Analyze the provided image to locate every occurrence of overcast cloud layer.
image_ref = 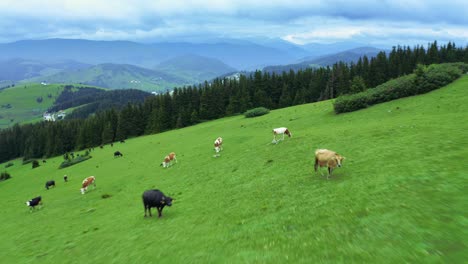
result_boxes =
[0,0,467,46]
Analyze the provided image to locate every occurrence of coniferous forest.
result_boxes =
[0,41,467,163]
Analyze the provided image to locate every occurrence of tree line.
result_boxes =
[0,41,467,163]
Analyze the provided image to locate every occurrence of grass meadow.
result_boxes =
[0,76,467,263]
[0,83,64,129]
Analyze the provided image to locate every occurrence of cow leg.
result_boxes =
[157,208,162,218]
[328,167,333,179]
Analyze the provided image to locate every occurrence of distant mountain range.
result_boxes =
[0,38,304,70]
[263,47,384,73]
[0,38,386,91]
[19,54,236,91]
[0,38,382,70]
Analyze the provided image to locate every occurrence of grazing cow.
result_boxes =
[142,189,173,218]
[120,140,126,143]
[80,176,96,194]
[64,175,68,182]
[161,152,177,168]
[272,127,292,143]
[26,196,42,211]
[114,151,123,158]
[45,180,55,190]
[214,137,223,154]
[42,159,47,163]
[314,149,345,179]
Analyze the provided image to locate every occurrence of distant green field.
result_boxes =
[22,64,189,92]
[0,76,467,263]
[0,83,64,129]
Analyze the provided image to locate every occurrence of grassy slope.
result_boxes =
[0,83,64,129]
[0,76,467,263]
[23,64,189,92]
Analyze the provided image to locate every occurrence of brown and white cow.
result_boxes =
[272,127,292,143]
[214,137,223,154]
[161,152,177,168]
[314,149,345,179]
[80,176,96,194]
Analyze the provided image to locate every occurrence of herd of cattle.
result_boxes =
[24,127,345,218]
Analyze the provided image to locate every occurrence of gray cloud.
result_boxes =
[0,0,466,45]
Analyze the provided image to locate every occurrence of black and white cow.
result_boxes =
[142,189,173,218]
[26,196,42,210]
[45,180,55,190]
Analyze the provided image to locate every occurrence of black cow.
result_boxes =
[45,180,55,190]
[26,196,42,210]
[142,189,173,218]
[64,175,68,182]
[114,151,123,158]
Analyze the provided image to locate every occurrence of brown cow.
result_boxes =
[314,149,345,179]
[80,176,96,194]
[161,152,177,168]
[214,137,223,154]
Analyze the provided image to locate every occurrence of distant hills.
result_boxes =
[0,58,91,81]
[0,38,387,91]
[0,38,303,70]
[263,47,384,73]
[21,54,237,91]
[155,54,237,84]
[22,63,188,92]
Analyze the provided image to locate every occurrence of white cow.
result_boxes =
[272,127,292,143]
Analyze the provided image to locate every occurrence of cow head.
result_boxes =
[285,129,292,137]
[161,196,173,206]
[335,154,345,167]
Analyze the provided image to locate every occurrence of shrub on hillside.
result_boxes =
[59,154,92,169]
[22,159,34,165]
[334,63,465,114]
[244,107,270,118]
[4,162,13,168]
[0,172,11,181]
[32,160,40,169]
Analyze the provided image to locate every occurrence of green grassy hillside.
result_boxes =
[22,63,192,92]
[0,83,64,129]
[1,76,467,263]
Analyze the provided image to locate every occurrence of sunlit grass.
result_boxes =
[0,76,467,263]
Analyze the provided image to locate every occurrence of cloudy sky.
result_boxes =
[0,0,467,46]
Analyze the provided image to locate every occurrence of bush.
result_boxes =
[32,160,40,169]
[244,107,270,118]
[59,155,92,169]
[22,159,34,165]
[334,63,465,114]
[4,162,13,168]
[1,172,11,181]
